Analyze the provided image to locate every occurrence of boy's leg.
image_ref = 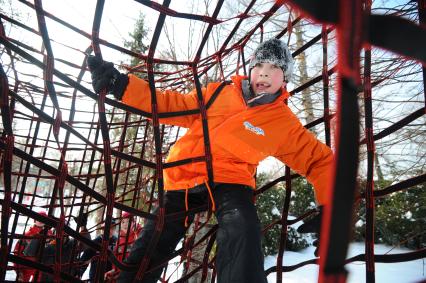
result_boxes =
[213,184,267,283]
[117,190,207,283]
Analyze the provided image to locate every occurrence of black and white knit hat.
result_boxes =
[249,38,294,82]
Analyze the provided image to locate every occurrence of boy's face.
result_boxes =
[34,220,44,228]
[250,62,286,95]
[110,225,116,235]
[121,217,130,232]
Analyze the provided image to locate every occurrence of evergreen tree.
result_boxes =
[255,173,309,256]
[107,12,153,216]
[123,12,149,78]
[289,177,317,217]
[354,176,425,249]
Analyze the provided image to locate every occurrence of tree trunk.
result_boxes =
[295,24,316,133]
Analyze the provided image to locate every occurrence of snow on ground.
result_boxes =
[7,241,425,282]
[265,243,425,283]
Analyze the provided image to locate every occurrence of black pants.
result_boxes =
[117,184,267,283]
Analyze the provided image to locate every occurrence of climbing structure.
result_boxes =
[0,0,425,282]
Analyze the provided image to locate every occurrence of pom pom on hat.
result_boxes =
[249,38,294,82]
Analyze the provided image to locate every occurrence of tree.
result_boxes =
[121,12,155,210]
[91,12,153,231]
[0,0,15,17]
[294,22,317,131]
[255,172,309,256]
[123,12,149,80]
[353,176,426,249]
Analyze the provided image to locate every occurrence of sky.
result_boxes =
[2,0,294,171]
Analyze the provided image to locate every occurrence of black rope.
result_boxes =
[0,140,156,221]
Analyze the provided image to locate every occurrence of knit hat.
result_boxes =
[122,211,132,218]
[249,38,294,82]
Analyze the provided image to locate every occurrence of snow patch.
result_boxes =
[355,219,364,227]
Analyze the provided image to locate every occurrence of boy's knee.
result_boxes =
[218,206,260,235]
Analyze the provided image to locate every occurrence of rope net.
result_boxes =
[0,0,425,282]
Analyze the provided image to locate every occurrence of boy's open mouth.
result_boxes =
[256,82,270,90]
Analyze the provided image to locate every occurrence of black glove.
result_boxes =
[86,55,129,100]
[297,206,323,257]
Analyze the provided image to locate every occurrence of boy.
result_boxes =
[13,211,51,281]
[105,212,143,280]
[80,219,118,282]
[115,212,143,262]
[87,38,333,283]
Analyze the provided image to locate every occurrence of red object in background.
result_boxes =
[13,225,43,282]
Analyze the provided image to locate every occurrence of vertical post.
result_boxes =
[418,0,426,107]
[322,26,331,147]
[276,166,292,283]
[318,0,363,282]
[0,62,14,283]
[362,1,376,282]
[90,1,116,281]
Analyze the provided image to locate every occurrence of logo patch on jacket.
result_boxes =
[243,121,265,136]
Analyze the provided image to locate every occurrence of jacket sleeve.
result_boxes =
[121,74,202,127]
[275,108,334,206]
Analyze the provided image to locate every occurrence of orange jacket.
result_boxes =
[122,75,333,205]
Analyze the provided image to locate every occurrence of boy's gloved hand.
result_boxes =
[86,55,129,100]
[297,206,323,257]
